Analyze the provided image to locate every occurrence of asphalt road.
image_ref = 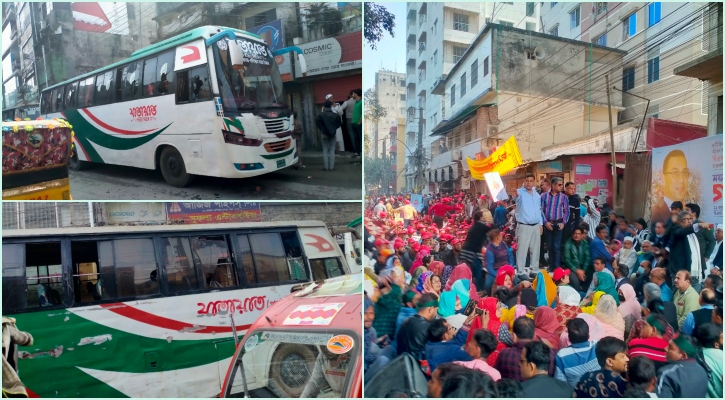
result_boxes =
[69,152,362,200]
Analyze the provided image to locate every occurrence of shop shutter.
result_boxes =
[312,74,362,104]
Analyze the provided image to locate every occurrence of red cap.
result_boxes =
[450,238,462,245]
[552,267,570,282]
[379,211,387,218]
[421,232,433,239]
[411,243,421,251]
[407,238,417,245]
[393,239,405,249]
[480,195,487,199]
[407,227,416,234]
[374,238,389,247]
[404,199,410,204]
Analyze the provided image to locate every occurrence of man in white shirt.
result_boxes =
[707,224,723,275]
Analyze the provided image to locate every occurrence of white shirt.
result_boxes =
[707,240,722,271]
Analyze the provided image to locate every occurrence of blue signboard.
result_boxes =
[410,194,423,212]
[247,19,284,52]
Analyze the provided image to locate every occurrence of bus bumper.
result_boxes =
[230,146,298,177]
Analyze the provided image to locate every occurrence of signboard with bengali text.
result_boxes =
[166,202,261,224]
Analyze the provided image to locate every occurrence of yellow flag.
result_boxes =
[466,135,524,180]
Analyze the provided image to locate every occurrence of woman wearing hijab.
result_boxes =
[450,279,476,305]
[422,274,442,297]
[532,270,557,307]
[627,313,670,370]
[409,266,427,291]
[491,265,530,308]
[534,307,561,351]
[409,246,431,273]
[617,283,640,336]
[445,263,474,291]
[428,260,445,277]
[581,291,605,314]
[627,298,676,343]
[554,286,582,335]
[593,294,625,340]
[582,198,601,239]
[466,298,508,366]
[438,291,462,318]
[589,271,620,306]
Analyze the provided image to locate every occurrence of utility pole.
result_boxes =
[612,86,651,153]
[605,75,617,209]
[416,107,424,193]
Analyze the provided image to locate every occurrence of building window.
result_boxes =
[432,18,438,35]
[622,66,635,91]
[701,81,709,115]
[549,24,559,37]
[648,2,662,27]
[471,60,478,87]
[433,50,438,66]
[551,2,558,8]
[526,2,535,17]
[623,13,637,40]
[594,33,606,46]
[526,22,536,31]
[499,20,514,27]
[594,2,607,17]
[453,13,469,32]
[453,46,467,63]
[647,55,659,84]
[570,6,581,29]
[460,73,466,97]
[451,84,456,106]
[400,94,406,101]
[483,56,489,76]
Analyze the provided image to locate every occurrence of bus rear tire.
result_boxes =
[159,147,193,187]
[69,150,88,171]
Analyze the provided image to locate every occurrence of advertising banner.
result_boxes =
[466,136,524,180]
[247,19,285,53]
[410,194,424,212]
[650,135,722,227]
[483,172,509,202]
[166,202,262,224]
[105,203,167,225]
[276,31,362,80]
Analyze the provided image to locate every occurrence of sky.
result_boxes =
[363,2,407,92]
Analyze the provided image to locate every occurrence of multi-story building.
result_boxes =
[404,2,539,190]
[540,2,711,131]
[367,69,406,158]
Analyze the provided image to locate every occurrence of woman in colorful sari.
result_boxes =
[445,264,479,301]
[415,271,433,293]
[617,283,641,337]
[587,271,620,306]
[466,297,508,366]
[580,291,605,315]
[501,287,538,328]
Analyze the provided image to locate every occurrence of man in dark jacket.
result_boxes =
[686,203,716,268]
[521,341,572,398]
[315,100,342,171]
[396,293,439,360]
[460,211,491,292]
[656,334,708,397]
[562,181,582,242]
[667,211,698,279]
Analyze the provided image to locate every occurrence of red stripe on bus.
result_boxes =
[80,109,156,135]
[100,303,251,334]
[74,137,90,161]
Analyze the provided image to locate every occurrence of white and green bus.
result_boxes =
[2,221,350,398]
[39,26,306,187]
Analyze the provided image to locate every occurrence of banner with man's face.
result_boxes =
[650,135,723,227]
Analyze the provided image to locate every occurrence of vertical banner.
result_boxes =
[483,172,509,202]
[650,135,722,227]
[166,202,262,224]
[247,19,284,52]
[410,194,423,212]
[466,136,523,180]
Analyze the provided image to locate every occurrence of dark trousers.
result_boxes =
[569,269,593,294]
[544,224,564,271]
[471,257,485,293]
[350,122,362,154]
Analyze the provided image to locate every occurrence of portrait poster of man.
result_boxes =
[650,135,723,227]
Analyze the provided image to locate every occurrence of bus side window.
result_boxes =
[81,77,94,108]
[115,67,124,103]
[41,91,51,114]
[247,233,295,284]
[94,72,106,106]
[52,87,64,113]
[121,62,141,102]
[64,82,78,110]
[191,236,238,289]
[142,57,157,98]
[156,51,174,96]
[190,66,212,102]
[102,70,114,106]
[2,244,27,312]
[176,70,190,104]
[161,237,200,294]
[98,238,159,298]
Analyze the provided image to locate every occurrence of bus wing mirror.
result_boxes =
[297,54,307,76]
[229,42,245,70]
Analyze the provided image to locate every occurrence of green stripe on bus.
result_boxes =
[12,310,237,397]
[67,109,171,151]
[260,148,294,160]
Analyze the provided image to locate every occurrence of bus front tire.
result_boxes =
[69,150,88,171]
[159,147,193,187]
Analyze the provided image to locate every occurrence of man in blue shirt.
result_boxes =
[649,267,673,302]
[590,225,613,271]
[515,173,543,274]
[554,318,599,387]
[681,288,715,335]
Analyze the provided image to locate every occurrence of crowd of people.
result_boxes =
[363,173,723,398]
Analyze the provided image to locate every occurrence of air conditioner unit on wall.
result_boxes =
[488,126,499,137]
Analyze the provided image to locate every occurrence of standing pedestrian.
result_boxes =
[322,94,344,153]
[541,177,569,272]
[562,182,581,241]
[316,100,342,171]
[515,173,543,274]
[340,90,356,155]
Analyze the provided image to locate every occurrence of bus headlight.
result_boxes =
[222,129,262,147]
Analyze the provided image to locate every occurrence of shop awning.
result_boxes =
[430,105,482,137]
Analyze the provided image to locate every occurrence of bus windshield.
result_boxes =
[213,37,286,115]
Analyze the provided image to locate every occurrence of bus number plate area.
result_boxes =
[276,159,286,168]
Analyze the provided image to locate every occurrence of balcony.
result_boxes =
[418,70,426,82]
[418,15,427,28]
[431,75,447,95]
[407,78,416,90]
[418,41,426,54]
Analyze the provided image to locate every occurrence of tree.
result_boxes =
[364,156,389,193]
[306,3,343,39]
[363,88,387,159]
[364,3,395,50]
